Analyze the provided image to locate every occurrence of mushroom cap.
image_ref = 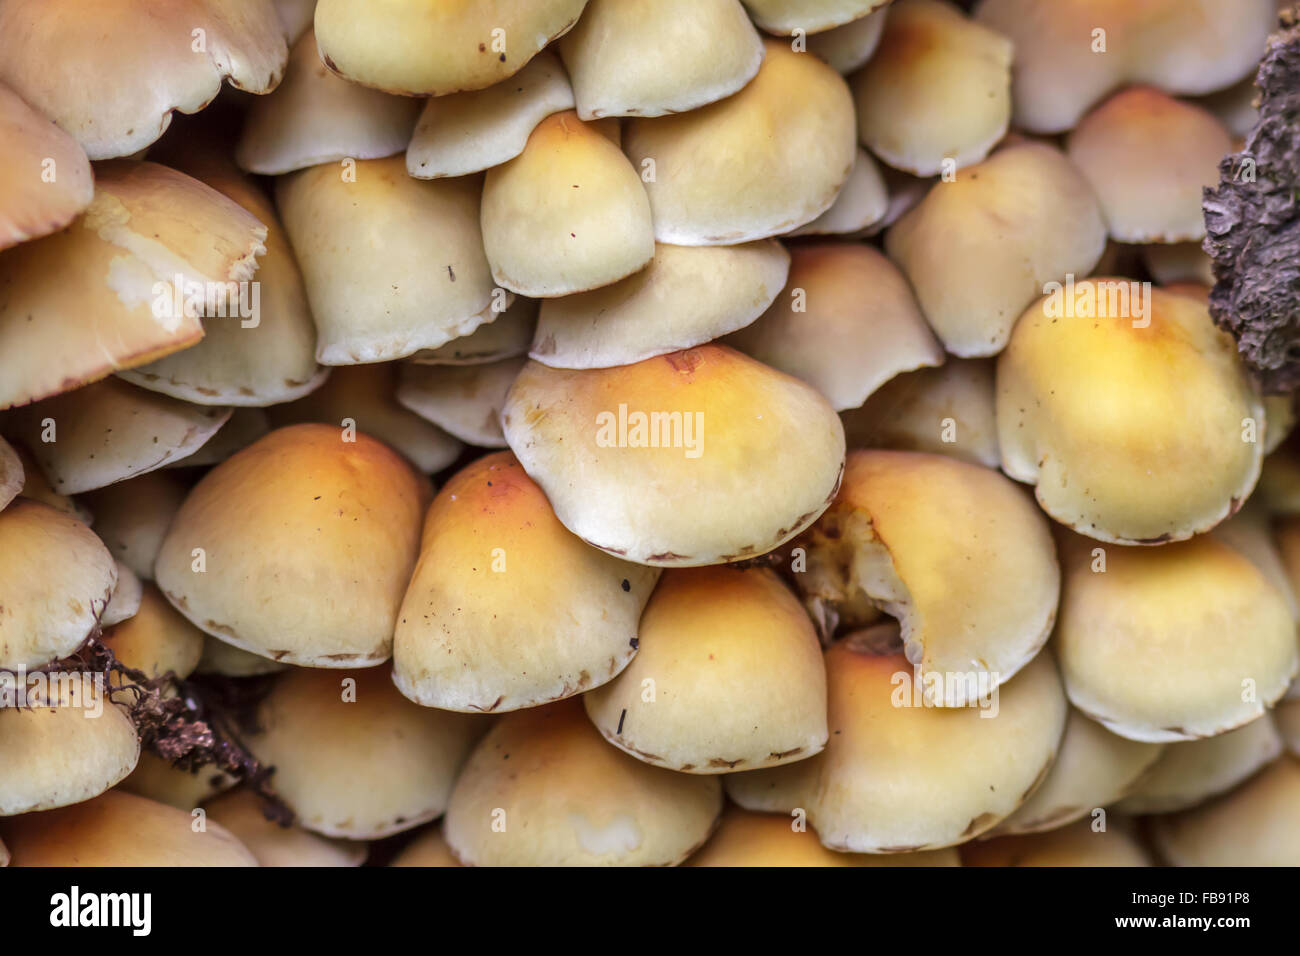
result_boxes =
[502,345,846,567]
[0,81,93,250]
[412,295,538,366]
[101,583,206,680]
[168,408,271,469]
[390,826,461,867]
[963,818,1151,867]
[6,444,89,523]
[0,680,139,815]
[245,666,484,839]
[0,435,22,511]
[725,243,944,411]
[393,451,659,712]
[100,560,143,628]
[481,111,654,297]
[237,28,420,176]
[740,0,890,34]
[405,51,574,180]
[268,363,463,474]
[0,0,288,159]
[396,357,525,449]
[623,38,856,245]
[585,566,826,772]
[851,0,1012,176]
[276,157,496,364]
[558,0,763,120]
[204,789,367,866]
[795,450,1060,699]
[688,807,960,866]
[0,790,257,866]
[313,0,589,97]
[788,147,889,236]
[1054,529,1297,742]
[80,471,190,581]
[531,241,789,370]
[1067,87,1232,243]
[195,634,288,678]
[1150,756,1300,866]
[884,142,1107,357]
[998,282,1263,544]
[154,424,430,667]
[444,698,723,866]
[10,378,230,495]
[808,6,889,74]
[0,499,116,670]
[118,751,236,810]
[1114,715,1285,815]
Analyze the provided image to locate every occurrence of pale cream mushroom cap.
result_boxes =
[724,757,820,814]
[623,39,856,244]
[585,566,826,773]
[502,345,846,566]
[1067,87,1232,243]
[154,424,430,667]
[963,818,1150,867]
[795,450,1059,699]
[412,296,537,366]
[885,142,1106,357]
[0,436,21,511]
[118,751,236,810]
[851,0,1012,176]
[394,451,659,712]
[390,826,461,867]
[558,0,763,120]
[276,157,496,364]
[0,0,288,160]
[3,442,89,524]
[741,0,890,34]
[80,471,189,580]
[314,0,589,97]
[237,28,419,175]
[245,666,484,839]
[444,698,723,866]
[998,282,1263,544]
[1054,529,1297,743]
[530,241,789,370]
[0,499,116,670]
[169,408,270,468]
[1214,504,1298,619]
[788,147,889,236]
[204,789,368,866]
[195,635,289,678]
[726,243,943,411]
[0,81,93,250]
[809,6,889,74]
[101,583,206,680]
[100,560,143,628]
[0,790,257,866]
[396,357,525,448]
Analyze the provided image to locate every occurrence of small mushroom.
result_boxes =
[100,583,206,680]
[411,296,538,366]
[100,560,143,628]
[79,471,190,581]
[787,147,889,236]
[396,357,526,449]
[204,789,368,867]
[118,753,236,810]
[808,6,889,74]
[194,635,287,678]
[168,409,271,469]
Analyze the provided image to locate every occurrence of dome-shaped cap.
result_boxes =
[101,583,206,680]
[80,471,189,581]
[204,789,366,867]
[788,147,889,236]
[396,357,525,449]
[100,560,143,628]
[963,818,1151,867]
[741,0,889,35]
[808,7,889,74]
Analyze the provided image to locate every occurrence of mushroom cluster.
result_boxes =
[1,0,1298,868]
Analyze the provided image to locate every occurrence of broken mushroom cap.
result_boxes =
[236,28,420,175]
[851,0,1012,176]
[313,0,589,96]
[276,157,497,364]
[0,0,288,159]
[406,51,574,180]
[0,435,21,511]
[884,142,1107,357]
[963,818,1151,867]
[481,111,654,297]
[997,281,1263,544]
[688,807,960,866]
[244,666,484,840]
[788,147,889,236]
[204,789,368,867]
[808,6,889,74]
[1066,87,1233,243]
[502,345,846,567]
[725,243,944,411]
[795,450,1060,700]
[0,81,93,249]
[740,0,889,34]
[558,0,763,120]
[396,357,526,449]
[154,423,430,667]
[530,241,789,370]
[389,826,461,867]
[394,451,659,712]
[1054,528,1297,743]
[444,698,723,866]
[412,296,538,366]
[100,583,206,680]
[623,38,856,244]
[79,471,189,581]
[0,499,116,670]
[0,790,257,866]
[584,566,826,773]
[100,560,143,628]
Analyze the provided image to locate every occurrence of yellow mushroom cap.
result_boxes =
[390,826,462,867]
[0,435,22,511]
[741,0,889,35]
[726,243,943,411]
[885,142,1107,357]
[796,450,1059,698]
[623,39,856,244]
[394,451,659,712]
[963,818,1151,867]
[1067,87,1232,244]
[100,560,143,628]
[851,0,1012,176]
[204,789,367,867]
[688,807,960,866]
[100,583,206,680]
[585,566,827,773]
[997,282,1263,544]
[531,241,789,370]
[444,698,723,866]
[396,357,525,449]
[0,790,257,866]
[314,0,589,97]
[0,499,116,670]
[154,424,430,667]
[502,345,846,567]
[1054,529,1297,742]
[80,471,189,581]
